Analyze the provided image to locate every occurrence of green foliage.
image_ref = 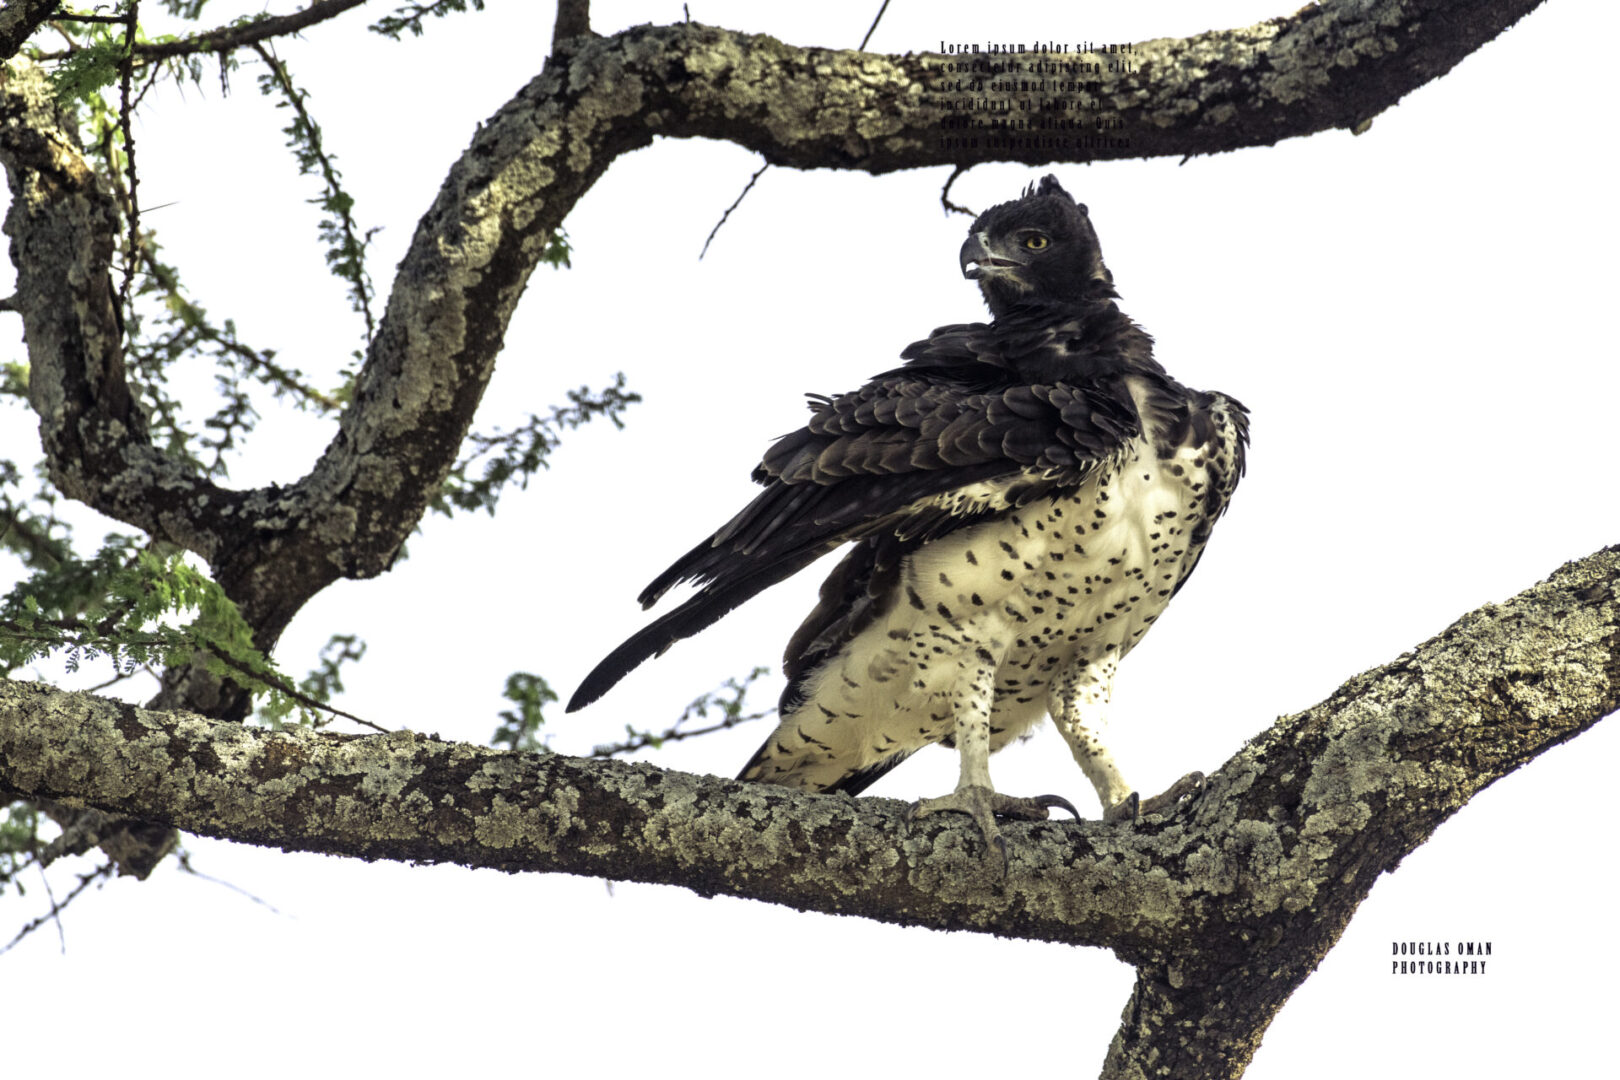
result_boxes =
[2,361,30,401]
[6,0,654,768]
[0,801,42,898]
[490,672,558,754]
[160,0,211,18]
[255,49,377,340]
[49,30,127,104]
[371,0,488,40]
[0,537,318,723]
[0,460,78,589]
[47,13,194,108]
[542,227,573,269]
[0,532,140,638]
[435,374,640,517]
[127,247,347,480]
[255,634,367,729]
[592,667,776,758]
[300,633,366,705]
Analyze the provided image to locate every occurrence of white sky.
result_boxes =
[4,2,1617,1077]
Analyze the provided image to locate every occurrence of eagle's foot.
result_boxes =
[1104,772,1205,823]
[1102,791,1140,823]
[909,786,1080,868]
[1140,771,1205,816]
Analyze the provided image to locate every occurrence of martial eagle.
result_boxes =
[568,176,1248,855]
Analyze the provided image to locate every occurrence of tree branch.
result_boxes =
[3,545,1615,1070]
[552,0,590,50]
[131,0,370,61]
[0,0,58,60]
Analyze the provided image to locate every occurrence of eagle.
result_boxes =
[568,176,1247,857]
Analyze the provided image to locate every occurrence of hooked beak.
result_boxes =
[960,232,1025,280]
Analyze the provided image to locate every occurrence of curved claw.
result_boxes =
[1105,772,1206,825]
[1103,791,1141,823]
[1032,793,1082,820]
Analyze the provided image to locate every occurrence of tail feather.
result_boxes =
[567,546,833,712]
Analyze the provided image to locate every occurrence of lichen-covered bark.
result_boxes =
[3,546,1614,1078]
[0,1,60,63]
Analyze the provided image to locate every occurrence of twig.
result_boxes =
[940,164,975,217]
[116,1,141,318]
[86,667,147,694]
[251,40,377,341]
[0,500,68,567]
[857,0,891,51]
[176,850,283,915]
[698,161,769,260]
[590,708,773,758]
[699,1,895,258]
[0,617,386,734]
[208,649,389,734]
[133,0,369,60]
[38,859,66,952]
[0,862,114,957]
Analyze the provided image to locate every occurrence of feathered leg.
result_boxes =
[1049,657,1201,821]
[910,646,1077,866]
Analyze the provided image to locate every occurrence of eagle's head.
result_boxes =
[960,175,1114,318]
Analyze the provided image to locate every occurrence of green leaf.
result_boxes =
[490,672,558,754]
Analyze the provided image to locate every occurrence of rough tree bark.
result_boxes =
[2,546,1614,1076]
[0,2,1586,1078]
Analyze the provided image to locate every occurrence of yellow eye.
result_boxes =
[1023,234,1050,250]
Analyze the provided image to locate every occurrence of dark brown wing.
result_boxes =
[566,322,1145,713]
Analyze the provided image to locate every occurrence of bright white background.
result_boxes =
[3,2,1616,1077]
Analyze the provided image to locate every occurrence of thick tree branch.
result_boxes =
[1,60,248,565]
[3,546,1615,1061]
[0,0,59,61]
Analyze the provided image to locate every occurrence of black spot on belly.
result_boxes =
[907,587,926,611]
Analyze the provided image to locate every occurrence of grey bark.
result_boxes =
[0,1,60,63]
[3,546,1615,1078]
